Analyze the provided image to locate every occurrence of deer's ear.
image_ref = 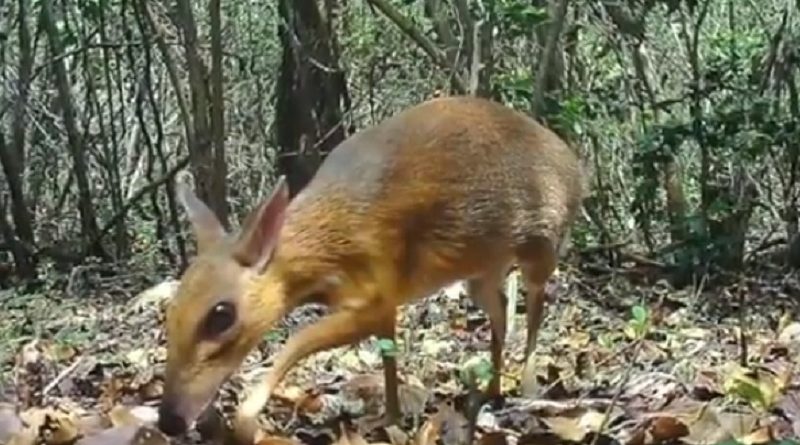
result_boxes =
[176,181,226,252]
[233,176,289,269]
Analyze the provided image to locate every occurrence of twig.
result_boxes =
[539,335,639,398]
[364,0,466,92]
[43,356,84,396]
[590,336,646,445]
[496,397,615,415]
[737,276,748,367]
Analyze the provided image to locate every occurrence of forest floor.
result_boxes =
[2,256,800,445]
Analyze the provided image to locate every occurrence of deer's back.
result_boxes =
[284,96,583,294]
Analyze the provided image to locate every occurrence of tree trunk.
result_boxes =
[532,0,569,119]
[209,0,228,225]
[42,0,106,259]
[175,0,229,228]
[275,0,350,196]
[0,0,37,278]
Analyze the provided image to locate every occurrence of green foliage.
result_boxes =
[552,95,589,137]
[625,304,650,339]
[458,356,494,391]
[494,0,547,38]
[494,68,534,108]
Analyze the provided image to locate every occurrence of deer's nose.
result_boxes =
[157,402,188,437]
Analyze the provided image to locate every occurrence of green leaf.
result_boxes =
[631,305,648,325]
[459,356,494,389]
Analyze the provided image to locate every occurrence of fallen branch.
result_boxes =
[43,356,84,397]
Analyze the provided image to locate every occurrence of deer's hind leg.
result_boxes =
[515,237,558,397]
[466,263,510,399]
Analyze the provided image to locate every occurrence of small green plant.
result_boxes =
[624,304,650,340]
[458,356,494,392]
[722,365,786,413]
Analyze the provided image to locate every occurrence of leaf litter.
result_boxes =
[2,261,800,444]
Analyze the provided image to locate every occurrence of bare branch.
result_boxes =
[365,0,466,93]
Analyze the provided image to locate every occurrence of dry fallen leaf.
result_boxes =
[539,407,610,442]
[73,425,168,445]
[108,405,158,428]
[255,435,303,445]
[477,431,507,445]
[40,409,81,445]
[398,376,430,418]
[413,416,441,445]
[13,406,81,445]
[429,404,469,445]
[383,425,408,445]
[14,340,57,408]
[778,322,800,347]
[332,423,390,445]
[738,425,774,445]
[649,416,689,441]
[540,415,586,442]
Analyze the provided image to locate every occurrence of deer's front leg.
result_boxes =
[232,304,395,444]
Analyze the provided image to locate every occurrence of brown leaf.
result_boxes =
[340,373,385,416]
[383,425,408,445]
[294,390,325,415]
[15,406,81,445]
[413,417,441,445]
[692,370,723,400]
[649,416,689,441]
[398,376,430,418]
[429,404,469,445]
[137,377,163,402]
[74,425,168,445]
[739,425,775,445]
[14,340,57,408]
[716,412,760,439]
[777,391,800,436]
[255,436,304,445]
[40,410,81,445]
[477,431,507,445]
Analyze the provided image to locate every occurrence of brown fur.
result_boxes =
[158,96,584,443]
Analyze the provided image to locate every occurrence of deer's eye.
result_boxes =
[202,302,236,338]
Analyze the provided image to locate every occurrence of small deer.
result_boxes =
[157,96,584,443]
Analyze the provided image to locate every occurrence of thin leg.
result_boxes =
[466,267,507,400]
[518,243,557,398]
[382,346,400,423]
[375,309,401,424]
[232,306,392,444]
